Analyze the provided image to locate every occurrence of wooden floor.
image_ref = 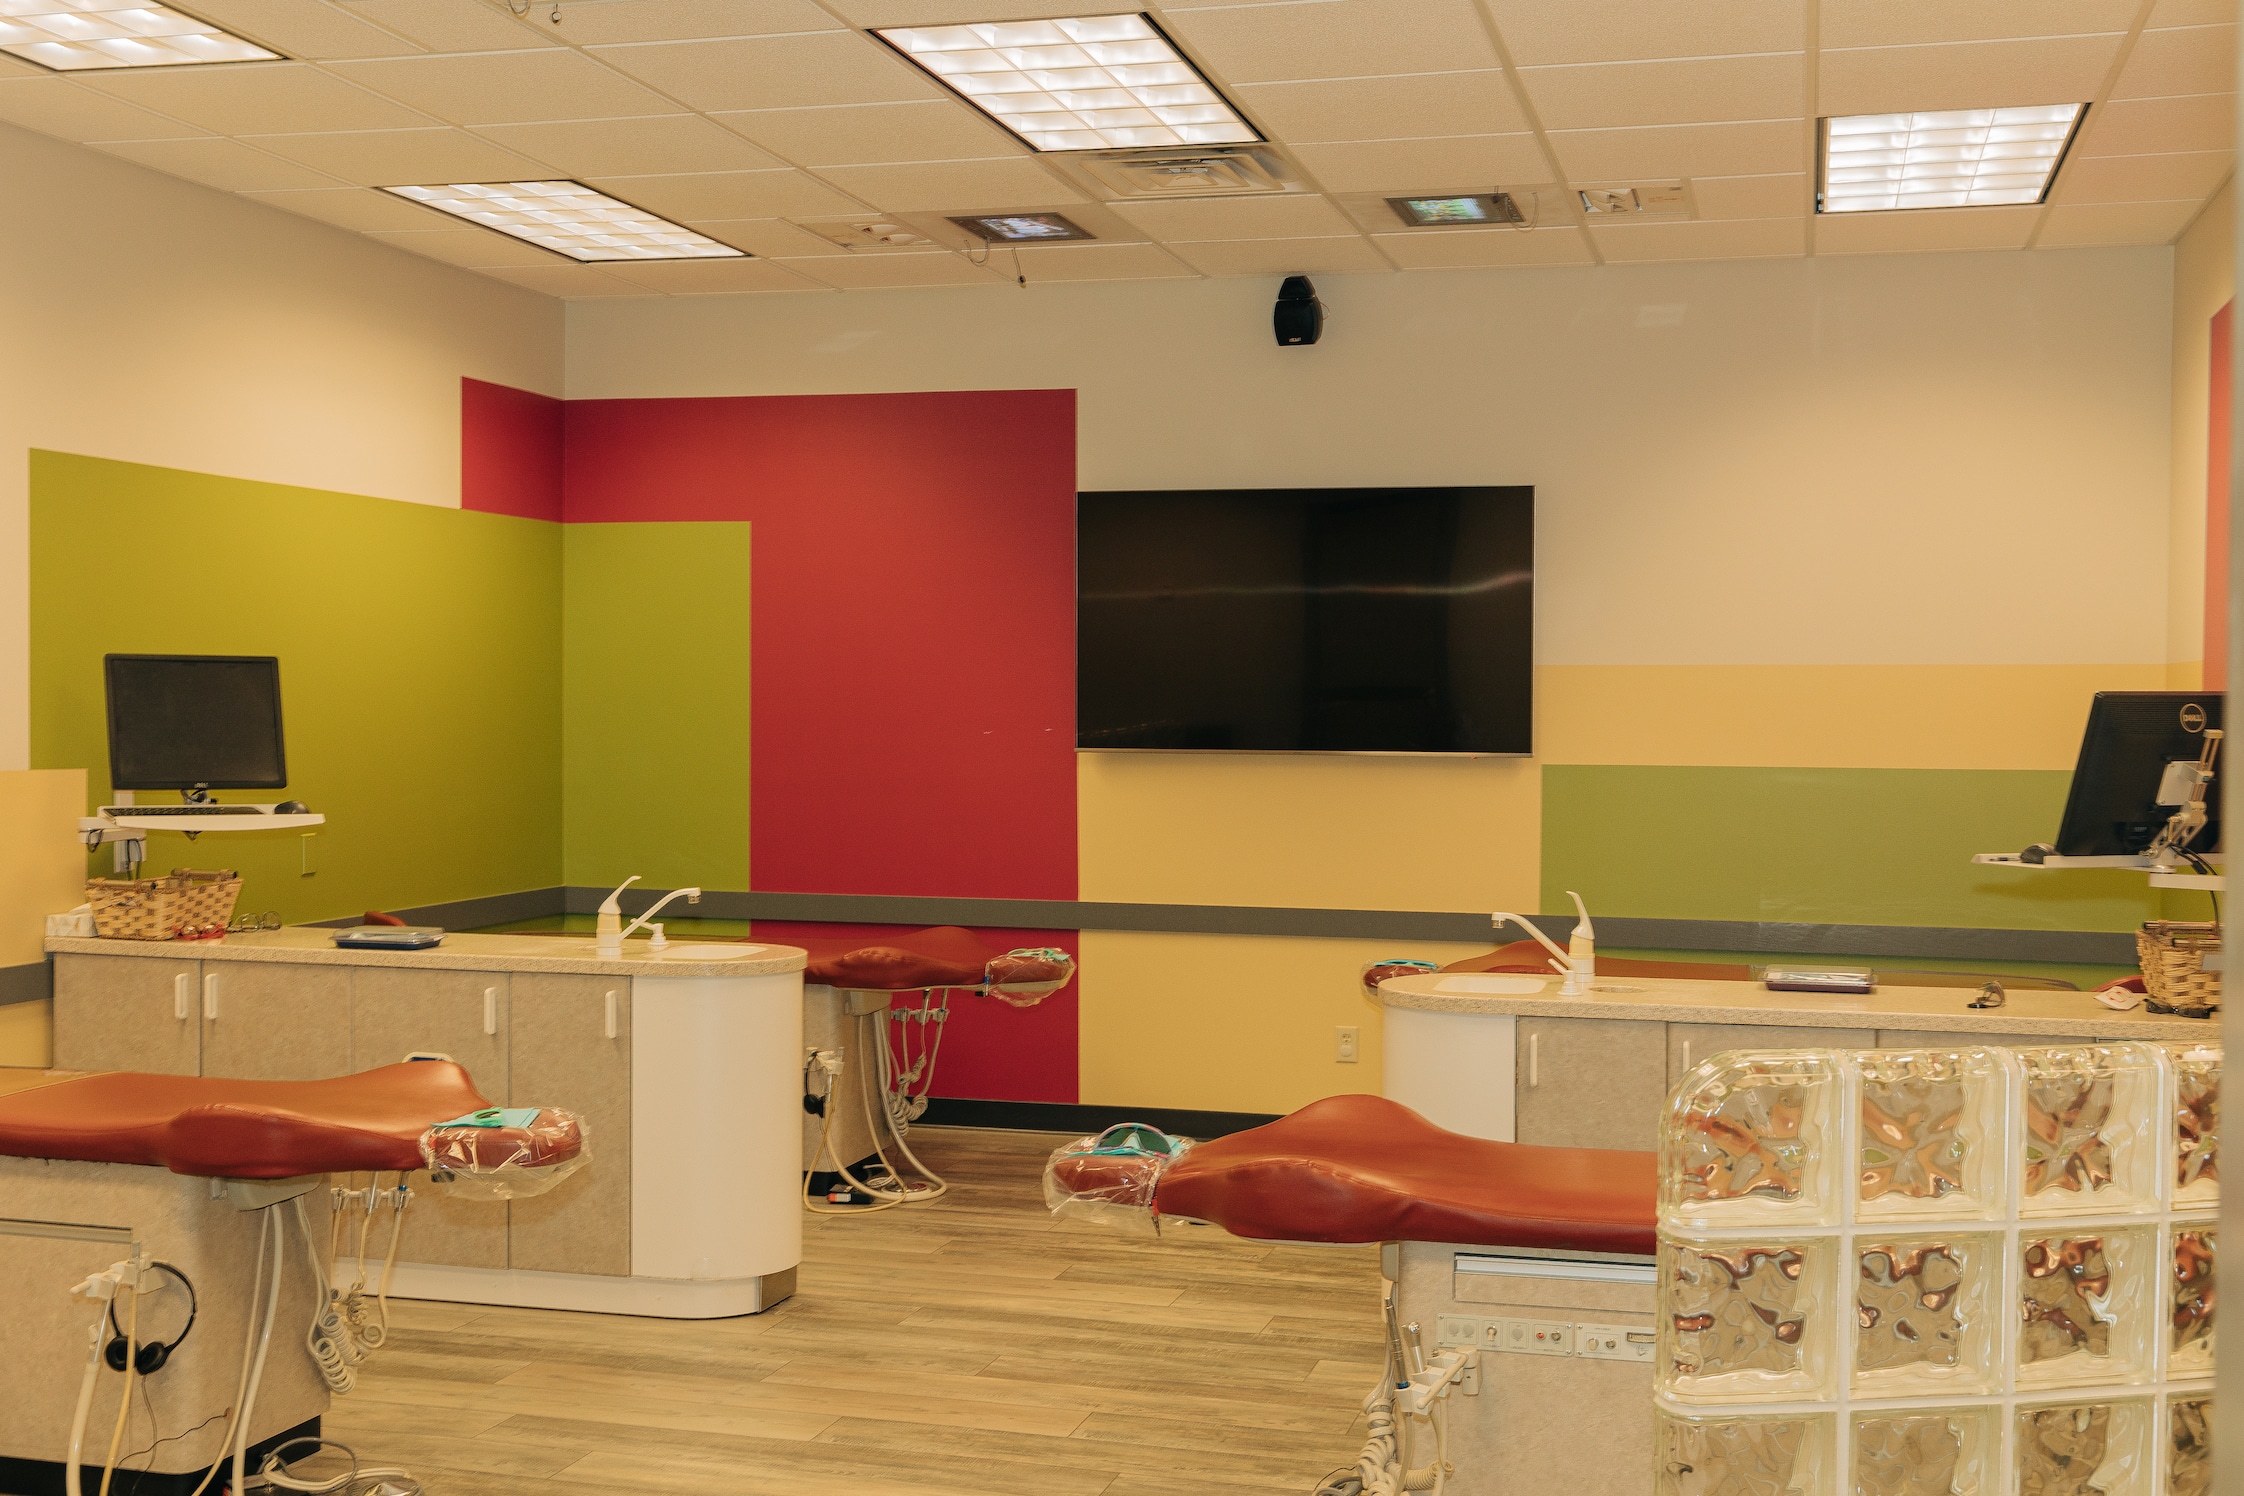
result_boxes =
[318,1127,1386,1495]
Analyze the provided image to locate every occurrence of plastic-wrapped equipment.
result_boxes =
[985,947,1076,1008]
[1043,1123,1195,1233]
[419,1107,589,1200]
[1360,958,1439,1000]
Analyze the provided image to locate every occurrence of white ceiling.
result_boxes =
[0,0,2231,297]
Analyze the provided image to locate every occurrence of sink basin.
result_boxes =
[655,943,763,961]
[1432,974,1547,995]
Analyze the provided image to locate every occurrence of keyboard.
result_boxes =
[101,804,265,817]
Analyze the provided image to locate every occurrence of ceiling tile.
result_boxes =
[96,137,345,192]
[593,256,826,291]
[1690,172,1808,219]
[1548,119,1805,180]
[1480,0,1804,66]
[814,157,1080,212]
[777,251,1002,287]
[684,216,857,255]
[1821,0,2142,49]
[475,114,782,175]
[1289,134,1551,193]
[714,100,1019,166]
[1518,53,1805,131]
[2148,0,2236,26]
[823,0,1099,21]
[1590,216,1805,261]
[367,224,565,266]
[2036,197,2207,244]
[330,50,678,125]
[2054,148,2234,202]
[534,0,840,44]
[1233,70,1529,141]
[0,77,210,142]
[244,185,461,230]
[1108,193,1359,240]
[334,0,561,52]
[478,263,657,296]
[1811,204,2043,254]
[584,167,866,217]
[1819,36,2124,115]
[0,52,42,76]
[245,127,557,186]
[1006,241,1198,281]
[171,0,429,57]
[2113,25,2238,98]
[587,32,941,111]
[1166,235,1391,276]
[1371,224,1591,268]
[1162,0,1500,84]
[80,63,435,136]
[2079,92,2235,155]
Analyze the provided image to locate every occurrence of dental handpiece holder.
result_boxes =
[1492,891,1596,996]
[594,875,703,958]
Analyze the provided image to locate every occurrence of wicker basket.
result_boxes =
[86,870,243,941]
[2138,920,2220,1015]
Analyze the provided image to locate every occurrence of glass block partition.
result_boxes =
[1655,1040,2219,1496]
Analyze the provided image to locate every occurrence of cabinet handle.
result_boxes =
[1528,1032,1539,1089]
[1683,1040,1692,1070]
[483,987,498,1037]
[174,973,191,1022]
[202,973,219,1021]
[604,989,619,1040]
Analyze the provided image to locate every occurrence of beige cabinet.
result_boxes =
[200,963,351,1081]
[1668,1023,1877,1082]
[51,954,200,1075]
[1877,1029,2102,1049]
[508,974,631,1278]
[1515,1017,1668,1151]
[351,968,511,1270]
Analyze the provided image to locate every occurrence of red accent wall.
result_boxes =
[2208,301,2232,687]
[460,378,563,522]
[562,389,1079,903]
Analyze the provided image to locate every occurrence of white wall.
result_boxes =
[568,246,2175,671]
[0,122,563,768]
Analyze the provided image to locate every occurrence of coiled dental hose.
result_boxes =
[803,1006,950,1213]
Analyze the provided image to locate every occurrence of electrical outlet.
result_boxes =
[1335,1025,1359,1063]
[1576,1324,1656,1363]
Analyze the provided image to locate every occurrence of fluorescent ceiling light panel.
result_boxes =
[383,182,745,262]
[1387,194,1522,227]
[0,1,277,70]
[949,212,1094,242]
[874,13,1256,153]
[1819,105,2085,213]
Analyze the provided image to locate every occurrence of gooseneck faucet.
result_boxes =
[1491,891,1596,996]
[594,876,703,957]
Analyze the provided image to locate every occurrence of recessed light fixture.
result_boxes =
[0,1,278,71]
[382,182,745,262]
[1819,105,2086,213]
[1387,194,1524,228]
[873,13,1257,153]
[948,212,1095,243]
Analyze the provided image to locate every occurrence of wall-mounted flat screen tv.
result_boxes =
[1077,486,1533,754]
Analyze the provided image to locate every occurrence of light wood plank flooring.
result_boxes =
[321,1127,1386,1494]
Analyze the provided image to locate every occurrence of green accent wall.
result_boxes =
[30,451,562,924]
[561,522,750,892]
[1540,765,2168,932]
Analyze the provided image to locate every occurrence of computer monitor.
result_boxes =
[2053,691,2223,858]
[105,654,287,792]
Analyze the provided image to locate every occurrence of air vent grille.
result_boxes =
[1079,146,1293,198]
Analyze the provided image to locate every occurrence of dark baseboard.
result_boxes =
[918,1097,1282,1138]
[0,1417,318,1496]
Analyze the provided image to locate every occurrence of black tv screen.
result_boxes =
[106,654,287,790]
[1077,487,1533,754]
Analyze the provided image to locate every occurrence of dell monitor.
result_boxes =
[2053,691,2223,858]
[105,654,287,793]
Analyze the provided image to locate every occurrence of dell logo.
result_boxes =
[2182,703,2208,732]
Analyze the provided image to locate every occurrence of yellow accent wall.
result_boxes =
[0,768,81,1068]
[1077,930,1490,1115]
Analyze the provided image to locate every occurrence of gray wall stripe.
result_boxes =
[305,887,572,932]
[0,960,52,1008]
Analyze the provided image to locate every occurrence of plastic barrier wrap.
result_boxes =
[419,1107,589,1200]
[1043,1123,1195,1233]
[1655,1041,2218,1496]
[1360,958,1439,1001]
[985,947,1076,1008]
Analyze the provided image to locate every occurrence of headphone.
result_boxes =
[105,1261,196,1376]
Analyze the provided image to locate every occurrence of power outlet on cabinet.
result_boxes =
[1576,1324,1656,1363]
[1335,1025,1359,1062]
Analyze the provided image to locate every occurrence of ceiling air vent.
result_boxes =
[795,219,942,252]
[1078,146,1294,199]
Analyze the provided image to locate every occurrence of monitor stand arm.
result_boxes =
[2144,729,2224,871]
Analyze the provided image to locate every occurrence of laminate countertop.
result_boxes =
[47,927,807,980]
[1377,971,2216,1041]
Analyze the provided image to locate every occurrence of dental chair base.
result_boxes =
[0,1155,329,1482]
